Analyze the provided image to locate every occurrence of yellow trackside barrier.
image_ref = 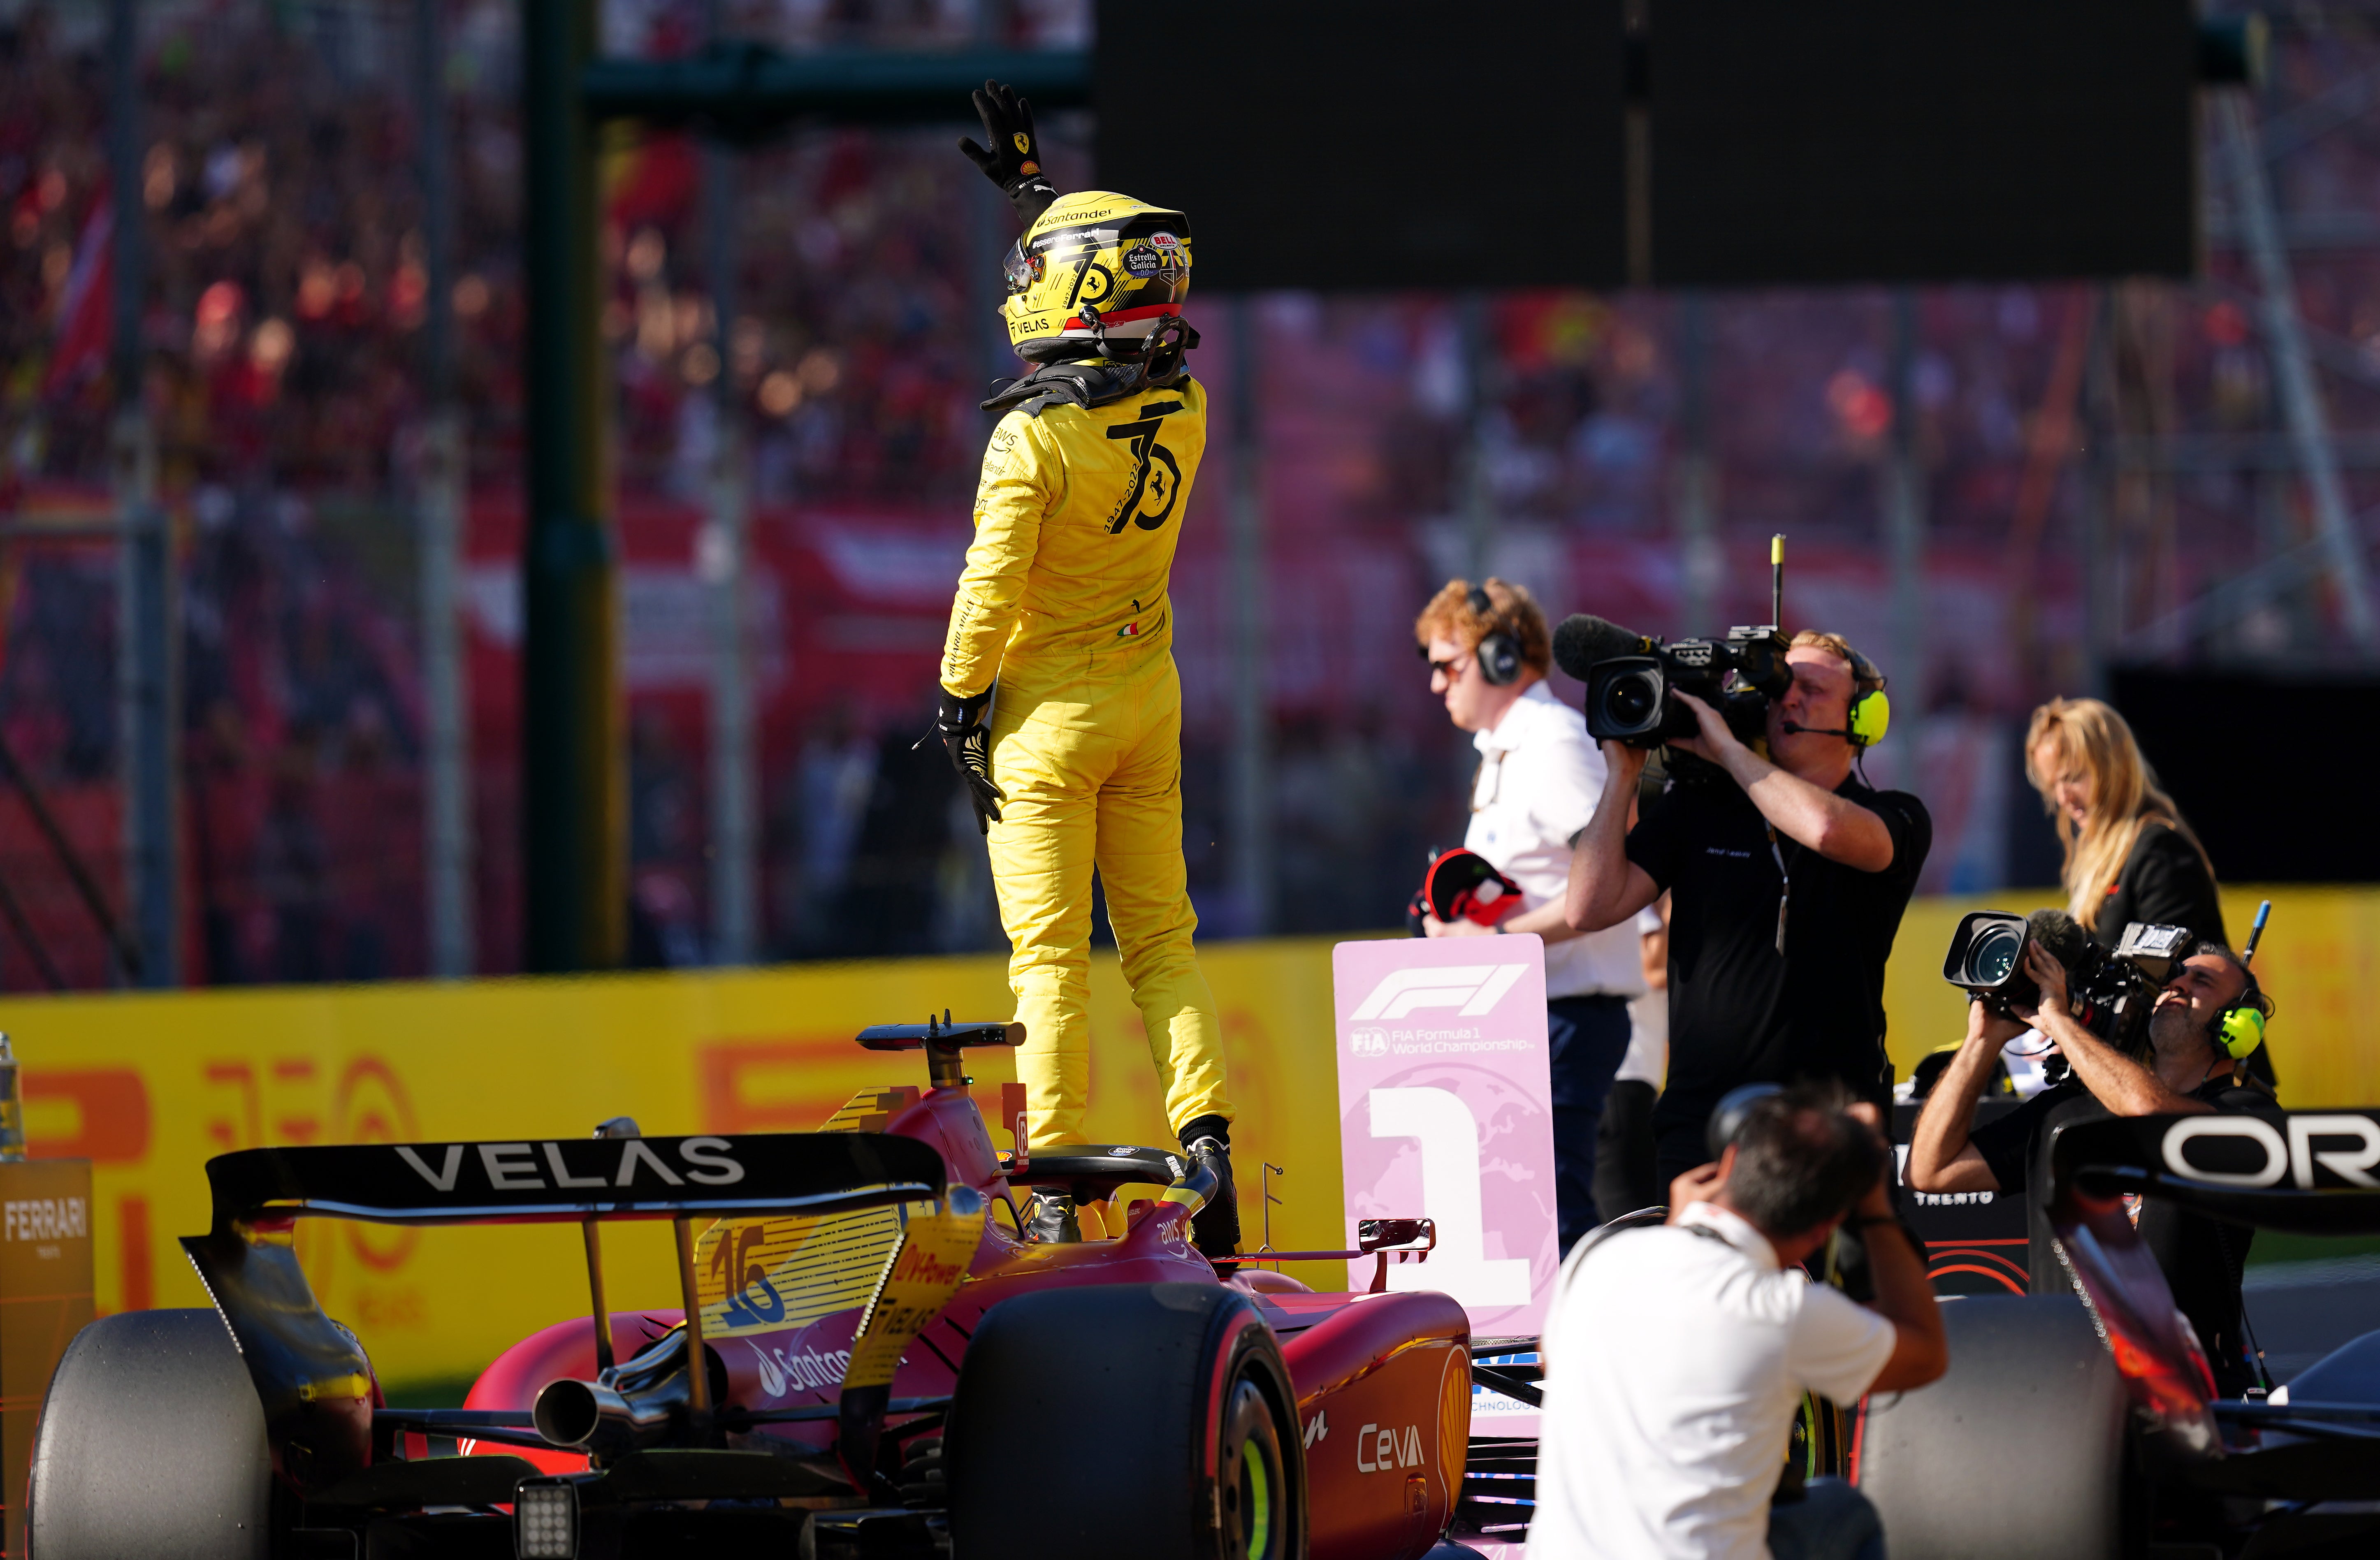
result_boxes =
[0,942,1354,1392]
[0,884,2369,1389]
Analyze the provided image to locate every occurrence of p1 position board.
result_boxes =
[1332,936,1559,1440]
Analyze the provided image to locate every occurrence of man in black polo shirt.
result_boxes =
[1907,938,2275,1396]
[1566,631,1931,1188]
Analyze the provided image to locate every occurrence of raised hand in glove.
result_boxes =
[933,687,1006,835]
[958,79,1059,228]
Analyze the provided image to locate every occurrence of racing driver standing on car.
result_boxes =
[930,83,1238,1259]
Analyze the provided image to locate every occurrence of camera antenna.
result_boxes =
[2241,899,2271,968]
[1770,534,1785,630]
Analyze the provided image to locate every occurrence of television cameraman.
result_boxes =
[1565,633,1932,1187]
[1906,936,2276,1395]
[1413,579,1648,1249]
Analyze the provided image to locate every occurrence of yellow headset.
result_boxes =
[2214,987,2269,1060]
[1842,646,1891,748]
[2214,901,2275,1060]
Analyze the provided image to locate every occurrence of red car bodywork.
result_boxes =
[458,1078,1473,1560]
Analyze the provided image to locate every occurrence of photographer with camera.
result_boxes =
[1532,1083,1946,1560]
[2027,696,2272,1089]
[1908,924,2276,1395]
[1564,630,1932,1187]
[1413,579,1648,1249]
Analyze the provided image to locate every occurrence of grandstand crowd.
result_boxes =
[3,0,2379,986]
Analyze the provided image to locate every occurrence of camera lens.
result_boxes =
[1967,925,2023,987]
[1601,670,1659,728]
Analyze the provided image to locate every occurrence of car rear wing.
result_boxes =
[197,1131,946,1237]
[181,1131,950,1496]
[2049,1108,2380,1237]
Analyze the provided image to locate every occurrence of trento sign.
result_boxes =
[1332,936,1559,1441]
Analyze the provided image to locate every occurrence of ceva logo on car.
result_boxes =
[1356,1422,1424,1473]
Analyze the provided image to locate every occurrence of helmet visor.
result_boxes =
[1001,239,1044,297]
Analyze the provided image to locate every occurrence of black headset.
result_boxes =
[1468,585,1523,687]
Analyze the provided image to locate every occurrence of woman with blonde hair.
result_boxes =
[2025,697,2225,949]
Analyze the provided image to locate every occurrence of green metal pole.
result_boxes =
[523,0,623,971]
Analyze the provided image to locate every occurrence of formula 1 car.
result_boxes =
[1855,1105,2380,1560]
[26,1018,1472,1560]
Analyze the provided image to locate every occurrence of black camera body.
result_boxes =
[1942,910,2194,1054]
[1586,626,1794,749]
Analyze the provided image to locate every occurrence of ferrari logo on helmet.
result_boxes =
[1013,132,1031,154]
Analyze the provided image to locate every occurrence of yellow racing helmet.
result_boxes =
[1000,190,1191,359]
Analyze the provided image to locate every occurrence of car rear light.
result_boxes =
[514,1478,577,1560]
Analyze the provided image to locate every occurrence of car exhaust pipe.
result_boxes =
[533,1326,708,1460]
[532,1376,680,1460]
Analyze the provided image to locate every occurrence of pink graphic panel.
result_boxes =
[1332,936,1558,1442]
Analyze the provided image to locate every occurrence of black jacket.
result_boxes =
[2088,820,2273,1085]
[2090,821,2224,950]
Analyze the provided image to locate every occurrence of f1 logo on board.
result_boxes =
[1356,1423,1424,1473]
[394,1137,747,1193]
[1349,965,1529,1022]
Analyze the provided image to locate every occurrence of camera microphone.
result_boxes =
[1552,614,1655,681]
[2025,908,2093,971]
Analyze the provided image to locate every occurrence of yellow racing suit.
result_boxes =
[939,369,1231,1149]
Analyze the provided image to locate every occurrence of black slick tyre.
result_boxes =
[29,1308,273,1560]
[945,1282,1304,1560]
[1854,1295,2131,1560]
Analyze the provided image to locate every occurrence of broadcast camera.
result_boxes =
[1942,909,2194,1055]
[1585,628,1794,747]
[1550,536,1794,749]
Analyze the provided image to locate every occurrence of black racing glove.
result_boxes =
[958,79,1060,228]
[933,687,1006,835]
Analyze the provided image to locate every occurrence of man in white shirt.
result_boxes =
[1531,1084,1948,1560]
[1414,578,1649,1250]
